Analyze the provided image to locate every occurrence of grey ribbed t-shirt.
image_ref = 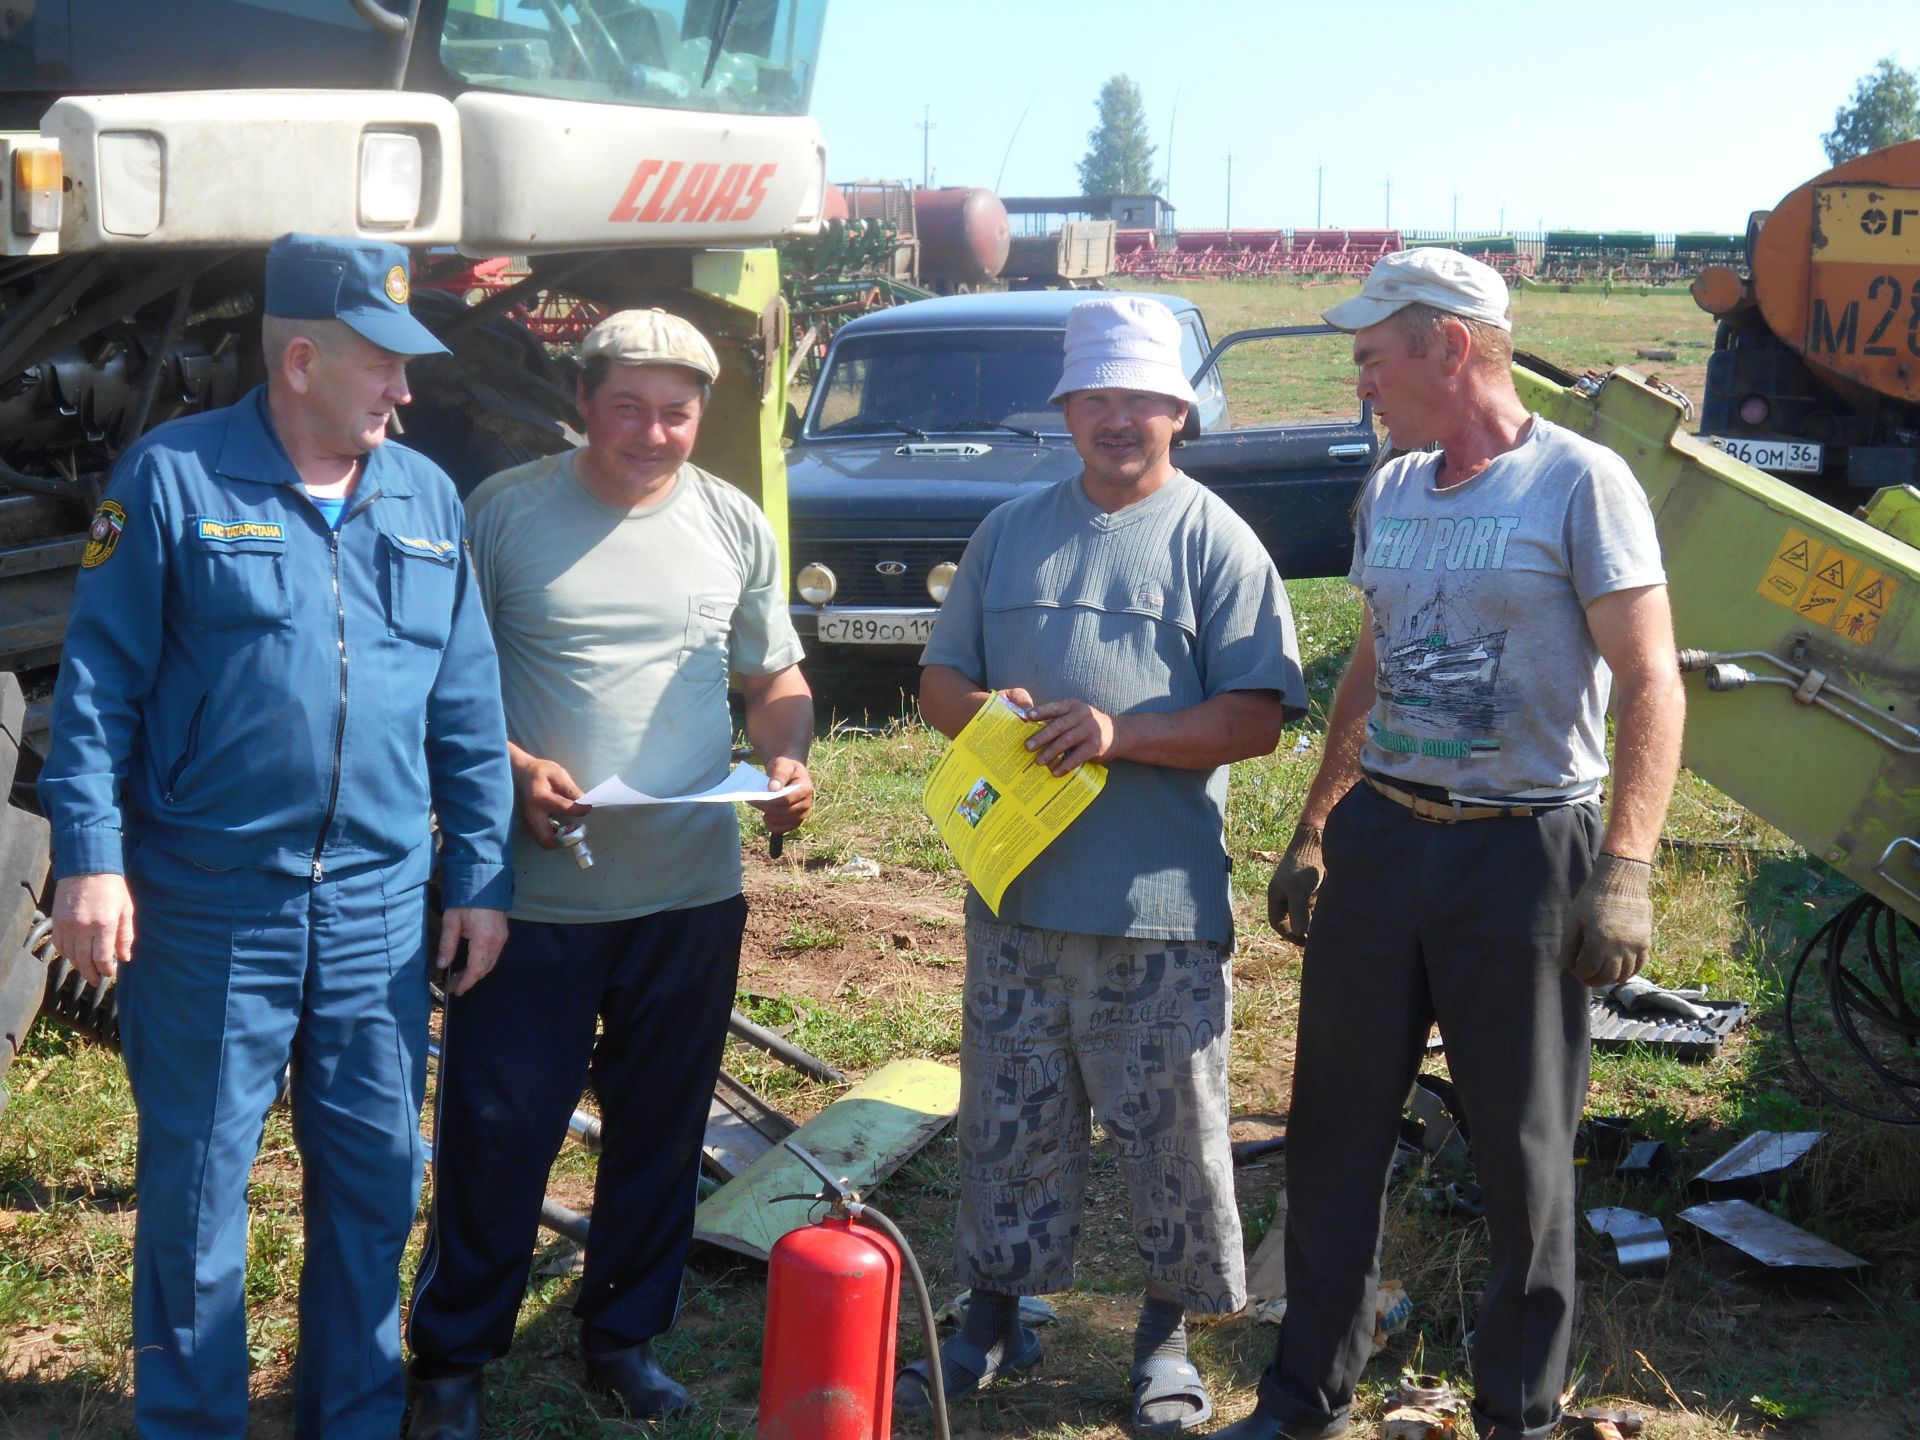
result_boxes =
[466,453,804,923]
[923,471,1306,943]
[1350,417,1666,799]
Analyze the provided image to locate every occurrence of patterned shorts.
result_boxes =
[953,914,1246,1313]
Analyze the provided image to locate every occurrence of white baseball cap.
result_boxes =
[1049,296,1200,412]
[1322,248,1512,333]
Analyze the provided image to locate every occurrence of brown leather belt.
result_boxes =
[1364,774,1548,823]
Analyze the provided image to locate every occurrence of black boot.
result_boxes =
[405,1367,482,1440]
[581,1324,691,1419]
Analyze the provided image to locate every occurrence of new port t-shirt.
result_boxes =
[1349,416,1666,801]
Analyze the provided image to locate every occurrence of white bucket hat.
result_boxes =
[1049,296,1200,416]
[1322,248,1512,333]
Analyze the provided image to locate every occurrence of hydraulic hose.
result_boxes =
[1783,892,1920,1124]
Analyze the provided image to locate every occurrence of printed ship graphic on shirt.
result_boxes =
[1376,590,1508,731]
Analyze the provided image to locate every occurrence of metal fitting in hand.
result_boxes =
[552,820,594,869]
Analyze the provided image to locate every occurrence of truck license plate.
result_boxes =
[1703,436,1824,474]
[817,611,937,645]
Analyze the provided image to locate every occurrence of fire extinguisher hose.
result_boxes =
[845,1200,953,1440]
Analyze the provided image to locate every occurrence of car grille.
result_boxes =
[791,540,967,606]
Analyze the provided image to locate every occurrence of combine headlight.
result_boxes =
[1738,394,1771,427]
[12,144,63,236]
[797,562,837,606]
[359,131,423,228]
[927,561,958,603]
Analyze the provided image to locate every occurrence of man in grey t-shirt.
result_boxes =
[405,310,813,1436]
[910,296,1306,1432]
[1221,252,1685,1440]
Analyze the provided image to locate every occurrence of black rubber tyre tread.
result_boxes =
[402,291,583,495]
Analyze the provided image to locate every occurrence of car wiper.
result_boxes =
[946,419,1046,440]
[815,418,932,439]
[701,0,742,87]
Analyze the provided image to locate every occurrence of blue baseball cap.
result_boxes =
[264,233,448,357]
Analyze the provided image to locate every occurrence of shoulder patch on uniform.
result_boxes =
[81,499,127,569]
[385,264,410,305]
[197,519,285,543]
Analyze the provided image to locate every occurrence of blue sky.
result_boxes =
[809,0,1913,235]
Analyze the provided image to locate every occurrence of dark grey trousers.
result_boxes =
[1258,780,1599,1440]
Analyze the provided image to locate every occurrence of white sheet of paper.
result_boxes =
[578,761,801,808]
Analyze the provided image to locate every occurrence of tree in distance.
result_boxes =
[1822,56,1920,165]
[1077,74,1159,197]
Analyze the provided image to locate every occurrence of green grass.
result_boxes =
[5,282,1917,1437]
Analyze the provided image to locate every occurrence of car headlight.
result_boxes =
[927,561,958,603]
[797,563,836,606]
[359,131,423,228]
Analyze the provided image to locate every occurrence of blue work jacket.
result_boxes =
[40,386,514,909]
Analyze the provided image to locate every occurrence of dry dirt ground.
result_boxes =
[2,851,1917,1437]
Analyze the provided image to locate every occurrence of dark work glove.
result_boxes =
[1267,824,1326,942]
[1559,853,1654,987]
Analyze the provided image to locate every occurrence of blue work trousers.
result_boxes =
[118,840,431,1440]
[407,895,746,1372]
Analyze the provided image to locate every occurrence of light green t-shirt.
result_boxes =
[466,453,804,922]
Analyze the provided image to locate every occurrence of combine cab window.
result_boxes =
[4,1,391,95]
[443,0,826,116]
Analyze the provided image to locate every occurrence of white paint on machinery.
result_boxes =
[42,90,462,249]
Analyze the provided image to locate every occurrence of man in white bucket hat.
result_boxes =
[907,295,1307,1432]
[1221,250,1685,1439]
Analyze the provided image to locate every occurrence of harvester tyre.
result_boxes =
[0,672,54,1115]
[401,290,582,494]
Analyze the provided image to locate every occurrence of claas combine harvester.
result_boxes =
[0,0,833,1102]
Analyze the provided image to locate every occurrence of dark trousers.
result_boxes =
[1259,782,1599,1440]
[406,894,747,1371]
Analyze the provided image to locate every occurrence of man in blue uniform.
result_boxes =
[40,234,515,1440]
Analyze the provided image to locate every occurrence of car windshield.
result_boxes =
[442,0,827,116]
[809,329,1069,437]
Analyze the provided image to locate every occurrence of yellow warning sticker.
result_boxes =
[1757,528,1815,609]
[1832,567,1899,645]
[1795,544,1862,625]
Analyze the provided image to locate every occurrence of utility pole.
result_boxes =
[1451,192,1458,237]
[916,105,934,188]
[1225,152,1233,231]
[1316,163,1323,227]
[1384,178,1391,227]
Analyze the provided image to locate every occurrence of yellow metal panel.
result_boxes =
[692,1058,962,1261]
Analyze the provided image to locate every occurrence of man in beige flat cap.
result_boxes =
[405,309,813,1436]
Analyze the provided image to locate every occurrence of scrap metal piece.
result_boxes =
[692,1057,961,1260]
[1382,1408,1457,1440]
[1692,1131,1823,1187]
[1404,1075,1471,1170]
[1587,990,1747,1061]
[702,1067,796,1179]
[1607,975,1712,1021]
[1586,1205,1671,1275]
[1678,1198,1869,1269]
[1615,1139,1669,1178]
[934,1292,1057,1329]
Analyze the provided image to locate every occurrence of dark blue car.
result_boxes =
[786,290,1376,660]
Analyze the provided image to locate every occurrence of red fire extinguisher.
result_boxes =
[759,1143,951,1440]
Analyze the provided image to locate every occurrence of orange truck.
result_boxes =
[1692,137,1920,503]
